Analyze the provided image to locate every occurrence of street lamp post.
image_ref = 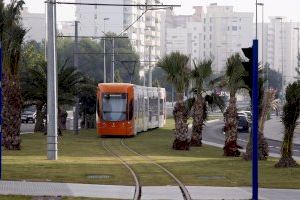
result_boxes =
[257,3,265,87]
[46,0,58,160]
[103,17,109,83]
[294,27,300,71]
[276,17,284,96]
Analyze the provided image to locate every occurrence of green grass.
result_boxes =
[0,196,31,200]
[3,119,300,189]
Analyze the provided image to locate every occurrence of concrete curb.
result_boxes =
[202,140,300,160]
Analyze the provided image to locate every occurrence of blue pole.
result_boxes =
[0,41,2,180]
[252,39,259,200]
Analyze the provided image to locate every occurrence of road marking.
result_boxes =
[206,119,221,124]
[238,139,248,143]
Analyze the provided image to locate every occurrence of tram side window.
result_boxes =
[102,93,127,121]
[129,100,133,120]
[149,97,159,121]
[97,96,100,119]
[160,99,164,115]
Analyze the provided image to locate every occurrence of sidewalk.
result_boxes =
[264,116,300,145]
[1,180,300,200]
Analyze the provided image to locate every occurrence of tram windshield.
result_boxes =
[102,93,127,121]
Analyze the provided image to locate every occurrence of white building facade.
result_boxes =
[163,4,253,72]
[257,18,300,86]
[21,7,46,42]
[73,0,161,67]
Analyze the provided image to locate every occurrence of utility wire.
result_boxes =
[46,1,180,8]
[118,9,148,36]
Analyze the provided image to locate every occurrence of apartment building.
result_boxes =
[21,7,46,42]
[74,0,161,67]
[257,17,300,86]
[163,3,253,72]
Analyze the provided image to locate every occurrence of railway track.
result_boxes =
[120,138,192,200]
[102,139,192,200]
[102,141,141,200]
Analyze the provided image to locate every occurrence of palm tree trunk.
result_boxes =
[243,91,274,161]
[275,127,298,167]
[191,94,204,146]
[172,93,190,150]
[2,74,22,150]
[223,92,240,156]
[34,102,45,132]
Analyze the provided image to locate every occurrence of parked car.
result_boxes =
[238,111,252,123]
[237,115,249,132]
[21,111,36,123]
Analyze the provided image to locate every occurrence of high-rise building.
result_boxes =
[21,7,46,42]
[257,18,300,86]
[74,0,161,68]
[163,4,253,72]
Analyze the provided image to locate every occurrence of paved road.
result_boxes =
[202,120,300,157]
[20,122,35,134]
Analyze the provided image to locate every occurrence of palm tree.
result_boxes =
[157,52,190,150]
[223,53,246,156]
[243,72,270,160]
[21,59,91,133]
[190,59,213,146]
[275,81,300,168]
[0,0,26,150]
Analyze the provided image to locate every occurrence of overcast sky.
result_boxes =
[8,0,300,22]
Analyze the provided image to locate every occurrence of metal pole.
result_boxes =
[262,5,264,86]
[281,19,284,95]
[112,38,115,83]
[297,28,300,70]
[148,46,152,87]
[255,0,258,39]
[0,42,3,179]
[252,39,259,200]
[73,21,79,134]
[103,39,106,83]
[171,87,174,107]
[47,0,58,160]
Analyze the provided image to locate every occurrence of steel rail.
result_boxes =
[121,139,192,200]
[102,140,141,200]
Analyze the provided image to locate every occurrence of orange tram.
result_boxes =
[97,83,166,137]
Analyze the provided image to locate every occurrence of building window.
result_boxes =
[232,26,238,31]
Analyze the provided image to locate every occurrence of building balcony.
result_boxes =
[145,40,156,46]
